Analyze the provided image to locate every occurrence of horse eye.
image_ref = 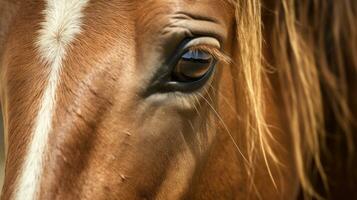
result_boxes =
[172,49,215,82]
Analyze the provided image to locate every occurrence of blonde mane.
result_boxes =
[230,0,356,198]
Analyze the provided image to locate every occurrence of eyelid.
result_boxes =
[182,37,220,49]
[181,37,231,64]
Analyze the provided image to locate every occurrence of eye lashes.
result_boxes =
[187,45,231,64]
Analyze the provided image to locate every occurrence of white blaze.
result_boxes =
[15,0,89,199]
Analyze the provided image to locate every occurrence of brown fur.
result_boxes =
[0,0,355,199]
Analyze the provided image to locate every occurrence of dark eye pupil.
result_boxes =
[173,49,214,82]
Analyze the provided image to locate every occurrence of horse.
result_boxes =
[0,0,356,199]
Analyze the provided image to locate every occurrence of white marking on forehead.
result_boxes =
[15,0,89,199]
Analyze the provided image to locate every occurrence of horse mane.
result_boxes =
[230,0,357,198]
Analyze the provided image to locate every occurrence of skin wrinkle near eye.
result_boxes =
[157,12,227,60]
[171,11,220,24]
[162,13,228,44]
